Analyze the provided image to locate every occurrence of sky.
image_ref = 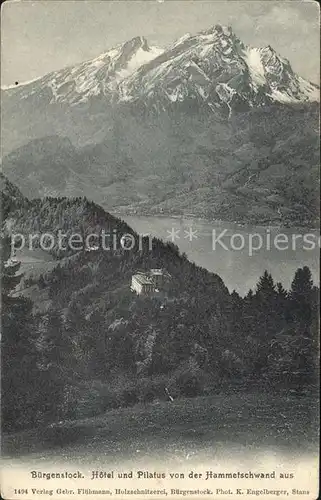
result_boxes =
[1,0,320,87]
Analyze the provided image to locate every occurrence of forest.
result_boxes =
[1,179,319,433]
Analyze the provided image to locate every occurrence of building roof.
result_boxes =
[150,268,171,278]
[150,268,165,275]
[132,273,155,285]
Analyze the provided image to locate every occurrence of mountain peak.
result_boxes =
[204,24,234,36]
[117,23,318,111]
[123,36,150,52]
[2,24,318,113]
[201,24,242,45]
[260,44,278,57]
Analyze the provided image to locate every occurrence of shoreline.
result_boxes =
[110,210,320,233]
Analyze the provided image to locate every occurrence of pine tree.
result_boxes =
[1,235,42,431]
[276,282,288,299]
[256,270,276,298]
[252,271,279,380]
[273,281,290,327]
[289,266,314,325]
[290,266,313,299]
[36,310,73,421]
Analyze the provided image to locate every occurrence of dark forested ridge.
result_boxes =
[2,103,319,228]
[1,176,319,433]
[0,172,28,219]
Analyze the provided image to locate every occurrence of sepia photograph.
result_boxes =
[0,1,320,498]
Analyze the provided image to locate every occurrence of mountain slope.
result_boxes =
[1,179,319,434]
[2,36,163,106]
[1,24,319,154]
[2,25,318,112]
[0,172,28,219]
[118,25,319,114]
[2,102,319,226]
[1,25,319,226]
[1,36,163,155]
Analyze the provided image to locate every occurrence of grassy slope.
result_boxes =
[3,393,318,464]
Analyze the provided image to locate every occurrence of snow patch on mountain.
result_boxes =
[244,48,266,87]
[269,89,296,104]
[116,45,164,81]
[171,33,192,49]
[2,76,43,90]
[297,77,320,101]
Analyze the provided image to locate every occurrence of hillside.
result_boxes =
[0,172,28,219]
[2,102,319,226]
[3,392,318,461]
[1,177,319,433]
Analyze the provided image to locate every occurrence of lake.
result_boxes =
[120,215,320,295]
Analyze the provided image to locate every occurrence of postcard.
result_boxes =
[1,1,319,499]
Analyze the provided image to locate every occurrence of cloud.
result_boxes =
[256,2,318,32]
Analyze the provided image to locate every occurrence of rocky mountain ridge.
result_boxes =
[3,25,318,112]
[1,25,319,227]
